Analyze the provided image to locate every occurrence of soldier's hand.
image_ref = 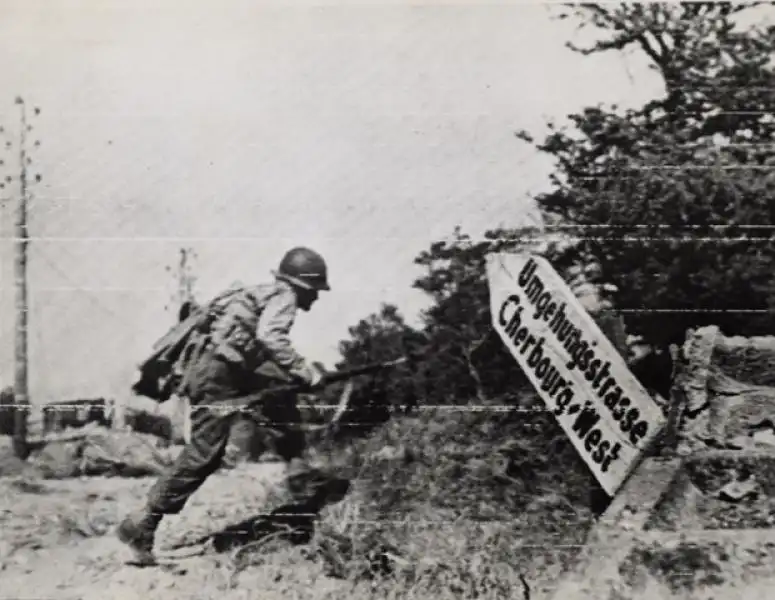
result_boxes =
[305,362,328,390]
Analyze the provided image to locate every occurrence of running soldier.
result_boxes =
[117,247,345,563]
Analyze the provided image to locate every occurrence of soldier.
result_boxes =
[565,260,629,359]
[117,247,344,564]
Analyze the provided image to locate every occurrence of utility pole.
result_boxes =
[162,247,197,445]
[5,97,41,459]
[177,246,197,310]
[165,247,197,321]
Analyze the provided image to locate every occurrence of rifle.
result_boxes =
[213,356,412,429]
[317,356,408,385]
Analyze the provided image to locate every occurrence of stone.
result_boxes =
[716,478,760,503]
[712,333,775,387]
[674,327,775,452]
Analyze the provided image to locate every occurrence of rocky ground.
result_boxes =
[0,429,570,600]
[0,464,327,600]
[0,468,560,600]
[8,406,775,599]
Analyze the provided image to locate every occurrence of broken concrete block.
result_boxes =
[752,429,775,447]
[716,478,760,503]
[674,327,775,452]
[712,333,775,387]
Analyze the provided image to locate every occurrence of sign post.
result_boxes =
[486,252,666,497]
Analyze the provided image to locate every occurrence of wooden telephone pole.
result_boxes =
[7,97,41,459]
[13,97,30,458]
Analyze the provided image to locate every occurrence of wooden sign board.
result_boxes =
[486,253,666,496]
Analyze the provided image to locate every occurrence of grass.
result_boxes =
[620,543,726,593]
[302,399,599,598]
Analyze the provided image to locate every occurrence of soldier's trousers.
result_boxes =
[146,350,305,515]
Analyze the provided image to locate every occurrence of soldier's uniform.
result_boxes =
[117,247,342,563]
[566,262,629,359]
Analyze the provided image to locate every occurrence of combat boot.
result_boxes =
[116,509,163,564]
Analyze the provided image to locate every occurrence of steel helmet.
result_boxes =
[276,247,330,291]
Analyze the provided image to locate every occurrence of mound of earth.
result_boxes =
[310,403,599,597]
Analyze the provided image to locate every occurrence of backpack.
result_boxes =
[131,286,244,403]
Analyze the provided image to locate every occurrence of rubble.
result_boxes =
[26,425,180,479]
[673,326,775,454]
[554,326,775,599]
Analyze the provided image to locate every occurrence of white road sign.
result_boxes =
[486,252,666,496]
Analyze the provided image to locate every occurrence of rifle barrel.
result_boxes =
[321,356,408,383]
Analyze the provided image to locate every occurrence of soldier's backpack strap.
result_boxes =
[132,286,247,402]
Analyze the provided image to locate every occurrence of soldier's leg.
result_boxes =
[223,412,263,467]
[222,361,291,467]
[259,395,349,510]
[146,405,234,514]
[117,405,235,562]
[118,351,242,561]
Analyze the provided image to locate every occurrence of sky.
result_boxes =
[0,0,665,402]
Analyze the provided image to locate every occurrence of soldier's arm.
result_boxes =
[256,290,320,385]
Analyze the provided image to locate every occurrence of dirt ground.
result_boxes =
[0,464,554,600]
[15,422,775,600]
[7,456,775,599]
[0,410,598,600]
[0,464,342,600]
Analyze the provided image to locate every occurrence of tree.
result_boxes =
[411,227,536,405]
[331,303,426,432]
[516,3,775,347]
